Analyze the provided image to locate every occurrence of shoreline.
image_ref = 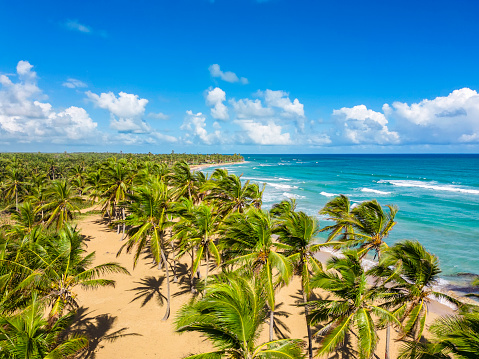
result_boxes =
[190,160,246,171]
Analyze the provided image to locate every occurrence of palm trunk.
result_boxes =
[302,283,314,359]
[190,249,195,293]
[385,325,390,359]
[120,207,126,240]
[15,190,18,211]
[204,246,209,291]
[269,309,274,341]
[160,248,171,321]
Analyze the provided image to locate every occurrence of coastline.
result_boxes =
[190,160,246,171]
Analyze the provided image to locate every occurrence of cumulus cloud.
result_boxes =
[0,61,99,144]
[208,64,248,84]
[86,91,151,133]
[332,105,400,145]
[262,90,305,117]
[180,110,223,145]
[235,119,292,145]
[229,98,274,119]
[206,87,229,120]
[384,88,479,144]
[63,78,87,89]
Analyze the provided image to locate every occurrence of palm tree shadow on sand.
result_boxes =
[70,307,141,359]
[129,276,166,307]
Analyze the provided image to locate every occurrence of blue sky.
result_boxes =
[1,0,479,153]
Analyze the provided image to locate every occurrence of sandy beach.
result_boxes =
[190,161,246,172]
[74,213,455,359]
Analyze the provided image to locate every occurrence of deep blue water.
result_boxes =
[206,154,479,282]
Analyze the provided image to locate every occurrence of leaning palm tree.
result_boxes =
[175,273,305,359]
[275,211,325,359]
[220,208,293,341]
[0,295,88,359]
[2,167,25,211]
[117,179,174,320]
[370,240,460,342]
[308,250,400,359]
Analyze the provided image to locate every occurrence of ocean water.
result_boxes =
[206,154,479,285]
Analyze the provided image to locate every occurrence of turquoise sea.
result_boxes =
[206,154,479,290]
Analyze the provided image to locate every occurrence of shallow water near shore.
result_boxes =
[204,154,479,287]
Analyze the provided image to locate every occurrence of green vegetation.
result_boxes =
[0,152,477,359]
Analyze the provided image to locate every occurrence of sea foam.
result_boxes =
[360,188,391,195]
[378,180,479,195]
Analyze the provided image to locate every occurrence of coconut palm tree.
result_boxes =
[174,204,221,290]
[100,159,133,233]
[39,180,82,230]
[205,172,264,215]
[175,273,305,359]
[307,250,400,359]
[0,295,88,359]
[347,200,398,259]
[319,194,355,243]
[117,179,174,320]
[2,167,25,211]
[220,208,293,341]
[370,240,460,342]
[275,211,324,359]
[168,161,202,202]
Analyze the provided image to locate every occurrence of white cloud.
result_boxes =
[181,111,223,145]
[147,112,169,120]
[86,91,148,118]
[0,61,99,144]
[235,119,292,145]
[63,78,87,89]
[262,90,305,117]
[332,105,400,145]
[64,19,107,37]
[65,19,92,33]
[385,88,479,144]
[86,91,151,133]
[205,87,229,120]
[229,98,274,119]
[208,64,248,84]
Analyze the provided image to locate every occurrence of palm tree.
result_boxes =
[370,240,460,342]
[205,171,264,215]
[398,310,479,359]
[2,167,25,211]
[174,203,221,290]
[175,273,305,359]
[270,198,297,218]
[117,179,174,320]
[100,159,133,233]
[319,194,355,243]
[348,200,398,259]
[220,208,293,341]
[168,161,202,202]
[307,250,400,359]
[39,180,82,230]
[0,295,88,359]
[275,211,324,359]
